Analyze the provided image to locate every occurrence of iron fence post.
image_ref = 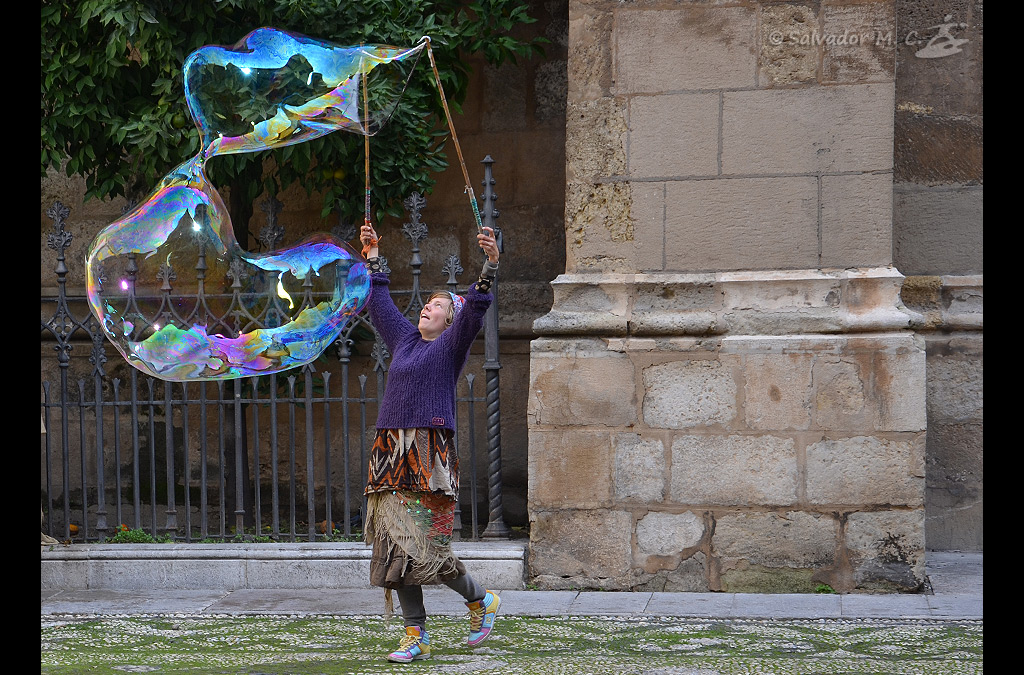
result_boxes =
[479,156,510,539]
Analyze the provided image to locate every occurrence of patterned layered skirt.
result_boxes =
[364,428,466,594]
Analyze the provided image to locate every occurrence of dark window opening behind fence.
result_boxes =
[40,159,510,543]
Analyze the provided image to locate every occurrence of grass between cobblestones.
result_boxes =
[41,615,982,675]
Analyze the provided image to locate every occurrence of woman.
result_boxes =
[360,222,501,663]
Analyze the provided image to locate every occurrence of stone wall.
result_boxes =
[892,0,983,551]
[528,0,930,592]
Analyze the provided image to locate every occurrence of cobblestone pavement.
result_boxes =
[41,614,982,674]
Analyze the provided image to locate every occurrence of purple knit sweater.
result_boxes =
[368,272,492,431]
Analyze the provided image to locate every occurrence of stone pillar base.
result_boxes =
[527,268,927,592]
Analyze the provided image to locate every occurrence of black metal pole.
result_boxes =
[479,156,510,539]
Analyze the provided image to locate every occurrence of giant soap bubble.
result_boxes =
[85,28,426,381]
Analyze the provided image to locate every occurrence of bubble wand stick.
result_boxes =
[422,36,484,233]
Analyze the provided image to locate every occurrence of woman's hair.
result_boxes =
[426,292,456,326]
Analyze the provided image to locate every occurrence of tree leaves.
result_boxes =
[41,0,546,220]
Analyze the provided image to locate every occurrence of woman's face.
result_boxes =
[418,295,453,340]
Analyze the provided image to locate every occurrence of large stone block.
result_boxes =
[567,3,613,101]
[845,509,926,591]
[925,431,983,551]
[636,511,705,556]
[743,352,814,431]
[615,6,757,93]
[531,278,632,335]
[722,84,895,175]
[714,511,837,592]
[614,433,668,502]
[642,359,737,429]
[629,274,722,333]
[664,176,818,272]
[528,340,638,427]
[806,435,925,507]
[566,98,627,182]
[528,429,614,509]
[529,509,634,578]
[926,348,984,423]
[893,184,983,275]
[758,2,820,86]
[895,0,982,116]
[633,551,710,592]
[820,172,894,268]
[810,338,927,432]
[821,1,897,84]
[627,180,667,272]
[565,180,650,274]
[894,112,983,184]
[670,434,798,506]
[627,93,720,178]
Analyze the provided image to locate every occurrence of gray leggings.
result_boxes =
[397,572,486,628]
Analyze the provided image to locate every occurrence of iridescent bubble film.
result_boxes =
[85,28,426,381]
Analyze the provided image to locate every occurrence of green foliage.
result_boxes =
[105,526,173,543]
[814,583,836,594]
[42,0,545,228]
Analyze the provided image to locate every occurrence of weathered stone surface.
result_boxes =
[535,59,568,123]
[895,0,982,116]
[529,509,633,578]
[758,2,820,86]
[565,181,640,273]
[874,350,928,433]
[722,84,895,175]
[536,269,923,337]
[743,352,814,431]
[714,511,837,568]
[532,279,632,335]
[664,177,818,272]
[614,433,667,502]
[566,99,627,182]
[670,435,797,506]
[894,113,983,184]
[627,180,667,272]
[636,511,705,555]
[720,563,819,593]
[845,509,926,591]
[633,551,710,592]
[901,276,982,333]
[567,4,613,101]
[821,2,897,83]
[811,342,927,433]
[806,435,925,506]
[627,93,720,178]
[926,348,983,423]
[642,360,737,429]
[926,422,983,490]
[615,6,757,93]
[820,173,894,268]
[925,422,983,551]
[528,429,613,508]
[893,184,983,275]
[529,342,638,427]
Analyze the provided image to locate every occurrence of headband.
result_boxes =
[448,292,466,317]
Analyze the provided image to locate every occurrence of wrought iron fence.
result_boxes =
[41,158,510,544]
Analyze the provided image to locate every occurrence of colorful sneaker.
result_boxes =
[466,590,501,646]
[386,625,431,663]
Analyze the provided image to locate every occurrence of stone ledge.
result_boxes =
[533,267,925,336]
[41,542,528,591]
